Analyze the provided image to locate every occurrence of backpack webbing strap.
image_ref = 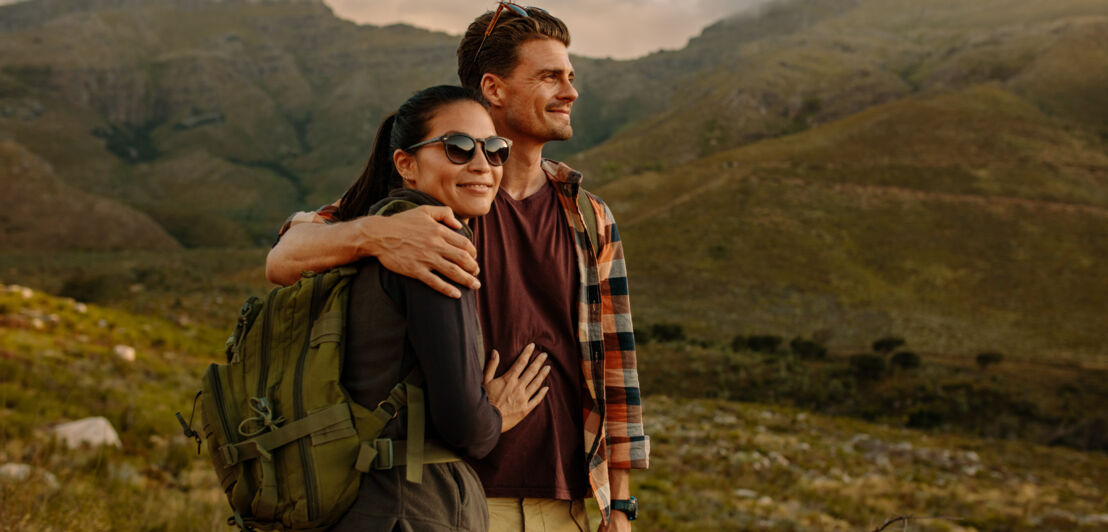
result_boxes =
[576,190,599,257]
[354,439,459,472]
[219,403,351,466]
[405,384,425,483]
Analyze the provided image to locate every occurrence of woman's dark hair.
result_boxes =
[335,85,487,221]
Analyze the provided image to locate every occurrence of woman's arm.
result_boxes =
[266,206,481,297]
[385,271,504,458]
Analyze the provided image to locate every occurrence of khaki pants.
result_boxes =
[487,498,590,532]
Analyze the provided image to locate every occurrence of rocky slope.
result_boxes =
[0,139,179,249]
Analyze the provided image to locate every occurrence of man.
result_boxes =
[267,5,648,531]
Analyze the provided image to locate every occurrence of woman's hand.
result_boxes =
[483,343,550,432]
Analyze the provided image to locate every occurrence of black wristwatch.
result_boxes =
[611,496,638,521]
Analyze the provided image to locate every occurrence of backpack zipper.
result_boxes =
[206,365,237,448]
[293,274,325,522]
[256,287,279,400]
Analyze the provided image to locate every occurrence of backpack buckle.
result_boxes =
[373,438,394,469]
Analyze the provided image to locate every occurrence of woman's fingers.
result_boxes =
[506,343,536,379]
[483,349,501,384]
[522,362,550,396]
[525,387,550,410]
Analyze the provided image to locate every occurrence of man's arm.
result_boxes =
[266,205,481,298]
[593,197,650,471]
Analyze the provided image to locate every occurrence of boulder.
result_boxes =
[0,463,60,491]
[113,344,136,362]
[54,416,122,449]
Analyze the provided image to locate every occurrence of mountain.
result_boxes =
[1,0,460,246]
[566,0,1108,182]
[2,0,1106,360]
[602,84,1108,360]
[0,139,179,249]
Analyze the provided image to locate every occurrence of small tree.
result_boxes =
[976,352,1004,369]
[746,335,783,353]
[891,351,921,370]
[649,323,686,343]
[849,353,886,381]
[873,336,906,355]
[790,337,828,359]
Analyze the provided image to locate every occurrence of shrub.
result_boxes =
[976,352,1004,369]
[730,335,746,352]
[907,408,944,429]
[849,353,886,381]
[746,335,783,353]
[633,328,651,345]
[891,351,921,370]
[649,323,686,343]
[789,337,827,359]
[873,336,906,354]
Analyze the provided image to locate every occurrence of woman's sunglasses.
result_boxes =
[406,133,512,166]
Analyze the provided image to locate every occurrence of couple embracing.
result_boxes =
[267,4,649,531]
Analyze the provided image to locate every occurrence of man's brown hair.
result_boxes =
[457,6,571,92]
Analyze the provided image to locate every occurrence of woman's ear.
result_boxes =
[394,148,416,184]
[481,73,505,107]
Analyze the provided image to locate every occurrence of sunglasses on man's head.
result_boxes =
[406,133,512,166]
[473,2,549,64]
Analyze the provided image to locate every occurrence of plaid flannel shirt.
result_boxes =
[277,160,650,522]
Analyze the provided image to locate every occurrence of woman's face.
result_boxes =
[395,101,503,219]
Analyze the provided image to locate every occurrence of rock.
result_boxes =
[73,302,88,314]
[53,417,122,449]
[734,488,759,498]
[113,344,136,362]
[0,463,60,491]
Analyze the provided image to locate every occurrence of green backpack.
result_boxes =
[177,266,459,531]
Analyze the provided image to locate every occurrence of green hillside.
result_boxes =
[0,139,179,250]
[0,0,460,246]
[603,84,1108,362]
[2,287,1106,531]
[567,0,1108,182]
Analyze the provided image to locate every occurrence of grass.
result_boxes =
[2,284,1107,531]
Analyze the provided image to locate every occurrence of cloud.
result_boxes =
[323,0,773,59]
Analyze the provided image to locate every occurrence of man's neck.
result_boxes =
[500,137,548,200]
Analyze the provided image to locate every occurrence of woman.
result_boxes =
[330,85,549,531]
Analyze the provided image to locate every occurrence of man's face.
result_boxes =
[494,38,578,143]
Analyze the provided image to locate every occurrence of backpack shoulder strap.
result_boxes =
[576,189,600,257]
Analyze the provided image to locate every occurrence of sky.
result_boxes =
[323,0,774,59]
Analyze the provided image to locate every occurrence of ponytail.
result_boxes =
[336,114,401,222]
[335,86,487,221]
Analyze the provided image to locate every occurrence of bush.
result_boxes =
[633,328,651,345]
[730,335,746,352]
[976,352,1004,369]
[746,335,783,353]
[891,351,921,370]
[907,408,944,429]
[789,337,827,359]
[649,323,686,343]
[849,353,886,381]
[873,336,906,354]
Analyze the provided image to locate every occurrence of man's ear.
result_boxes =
[393,148,415,182]
[481,73,506,107]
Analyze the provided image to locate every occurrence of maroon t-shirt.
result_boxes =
[468,180,589,500]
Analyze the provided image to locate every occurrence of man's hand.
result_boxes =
[483,343,550,432]
[267,205,480,297]
[362,206,480,298]
[598,510,631,532]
